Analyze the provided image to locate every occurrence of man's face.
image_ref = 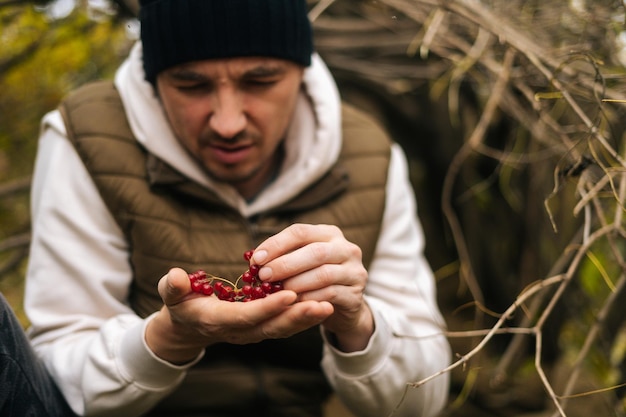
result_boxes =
[156,57,304,199]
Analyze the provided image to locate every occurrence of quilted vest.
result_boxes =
[59,80,391,417]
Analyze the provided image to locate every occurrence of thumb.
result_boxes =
[157,268,191,306]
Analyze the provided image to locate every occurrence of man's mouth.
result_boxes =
[207,143,253,165]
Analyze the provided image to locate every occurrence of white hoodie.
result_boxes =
[25,42,450,417]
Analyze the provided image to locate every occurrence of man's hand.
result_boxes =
[145,267,334,365]
[250,224,375,352]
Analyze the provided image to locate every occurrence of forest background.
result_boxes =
[2,0,626,416]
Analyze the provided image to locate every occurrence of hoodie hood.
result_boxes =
[114,42,342,218]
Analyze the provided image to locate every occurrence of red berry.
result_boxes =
[249,264,260,276]
[191,280,203,292]
[252,286,266,299]
[217,287,231,300]
[243,250,254,261]
[271,282,284,293]
[261,282,272,294]
[188,270,206,282]
[201,282,214,296]
[241,271,255,283]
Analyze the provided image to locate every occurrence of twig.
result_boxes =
[439,47,516,312]
[554,273,626,415]
[491,227,584,388]
[0,233,31,252]
[308,0,335,22]
[535,331,567,417]
[0,176,31,198]
[405,275,564,390]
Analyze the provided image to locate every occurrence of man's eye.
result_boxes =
[176,83,209,92]
[245,79,277,88]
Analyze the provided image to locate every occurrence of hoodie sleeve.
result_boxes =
[321,143,451,417]
[25,110,201,417]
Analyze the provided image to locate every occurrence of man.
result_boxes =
[6,0,450,416]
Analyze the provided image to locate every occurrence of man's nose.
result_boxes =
[209,90,246,139]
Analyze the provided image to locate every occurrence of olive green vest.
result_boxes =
[59,80,391,417]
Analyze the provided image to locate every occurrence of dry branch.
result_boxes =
[310,0,626,414]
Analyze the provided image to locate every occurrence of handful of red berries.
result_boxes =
[188,250,283,302]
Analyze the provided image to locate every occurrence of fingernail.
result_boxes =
[252,249,268,264]
[258,267,272,281]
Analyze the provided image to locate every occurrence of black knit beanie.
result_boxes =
[139,0,313,85]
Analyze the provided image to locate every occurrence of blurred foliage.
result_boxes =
[0,1,132,180]
[0,0,133,324]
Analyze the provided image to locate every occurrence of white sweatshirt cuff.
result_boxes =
[322,308,392,376]
[118,313,205,389]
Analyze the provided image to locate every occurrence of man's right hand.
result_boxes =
[145,267,334,365]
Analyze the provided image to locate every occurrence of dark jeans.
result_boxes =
[0,293,77,417]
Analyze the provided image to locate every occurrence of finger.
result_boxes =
[259,242,349,281]
[252,300,334,340]
[258,247,364,290]
[205,290,300,328]
[251,223,341,266]
[219,291,297,328]
[296,284,364,311]
[157,268,192,306]
[254,234,362,284]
